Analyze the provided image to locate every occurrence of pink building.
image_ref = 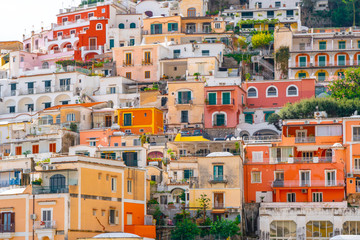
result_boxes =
[245,78,316,109]
[204,85,246,129]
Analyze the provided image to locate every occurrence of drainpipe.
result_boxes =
[32,194,35,240]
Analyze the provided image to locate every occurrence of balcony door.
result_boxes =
[89,38,97,50]
[214,193,224,209]
[296,130,307,142]
[2,212,14,232]
[41,209,52,228]
[300,171,311,187]
[50,174,66,193]
[302,151,313,162]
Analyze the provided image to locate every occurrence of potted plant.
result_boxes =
[288,154,294,163]
[194,72,200,80]
[32,178,42,185]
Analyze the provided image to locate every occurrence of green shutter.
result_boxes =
[318,56,326,66]
[110,39,114,49]
[208,92,216,105]
[184,170,190,179]
[245,114,253,124]
[216,114,225,126]
[222,92,231,104]
[298,73,306,79]
[124,113,132,126]
[299,56,306,67]
[318,72,326,81]
[178,91,182,104]
[151,24,155,34]
[338,55,345,65]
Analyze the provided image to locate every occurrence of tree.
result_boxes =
[343,0,358,26]
[152,206,165,226]
[171,219,200,240]
[197,194,211,223]
[210,218,241,238]
[237,36,248,51]
[275,46,290,79]
[251,32,273,49]
[267,113,282,131]
[328,67,360,99]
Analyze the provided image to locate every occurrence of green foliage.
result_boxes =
[171,219,200,240]
[36,158,51,166]
[275,46,290,79]
[148,199,159,205]
[70,123,78,132]
[179,191,186,201]
[251,32,273,49]
[224,53,254,64]
[199,217,212,237]
[267,113,282,131]
[80,0,104,6]
[210,218,241,238]
[32,178,43,185]
[237,36,249,50]
[328,67,360,99]
[238,19,279,26]
[23,150,31,156]
[56,60,92,68]
[174,210,190,222]
[152,206,165,226]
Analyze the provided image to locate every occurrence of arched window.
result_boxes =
[287,85,298,96]
[130,23,136,28]
[96,23,102,30]
[56,115,61,124]
[118,23,125,29]
[247,87,257,98]
[42,62,49,69]
[266,86,278,97]
[187,8,196,17]
[50,174,66,193]
[39,115,53,125]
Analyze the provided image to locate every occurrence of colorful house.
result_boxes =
[116,107,164,135]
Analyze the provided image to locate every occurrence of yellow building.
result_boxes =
[0,156,155,240]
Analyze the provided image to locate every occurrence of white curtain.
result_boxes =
[316,125,342,136]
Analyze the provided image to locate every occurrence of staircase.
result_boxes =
[258,58,274,73]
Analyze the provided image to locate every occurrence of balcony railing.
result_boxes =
[55,85,70,92]
[271,180,345,188]
[10,90,16,96]
[142,60,153,65]
[243,135,281,143]
[34,221,56,230]
[206,98,235,106]
[28,88,34,94]
[32,186,69,195]
[246,157,333,164]
[123,61,134,67]
[0,224,15,233]
[209,175,228,183]
[175,98,193,104]
[295,137,316,143]
[213,202,225,209]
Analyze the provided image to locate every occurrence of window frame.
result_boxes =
[251,171,261,183]
[247,87,258,98]
[287,192,296,202]
[266,86,278,98]
[286,85,298,97]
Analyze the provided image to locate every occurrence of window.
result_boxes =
[145,71,150,79]
[57,32,63,37]
[275,1,281,7]
[9,106,15,113]
[32,145,39,154]
[338,55,346,66]
[343,221,360,235]
[318,72,326,81]
[299,56,307,67]
[222,92,231,104]
[96,23,102,30]
[88,12,94,18]
[187,8,196,17]
[214,113,226,126]
[264,111,275,122]
[93,209,97,216]
[15,146,22,155]
[66,113,75,122]
[298,72,306,79]
[49,143,56,152]
[244,113,253,124]
[270,221,296,239]
[27,104,34,111]
[83,27,89,32]
[252,151,263,162]
[89,138,96,147]
[300,170,310,187]
[213,165,223,181]
[123,113,132,126]
[129,39,135,46]
[306,221,333,239]
[122,152,138,167]
[339,41,346,49]
[184,169,193,179]
[127,180,132,193]
[354,127,360,141]
[287,193,296,202]
[275,171,284,181]
[102,8,105,13]
[286,10,294,17]
[173,49,180,58]
[251,171,261,183]
[168,23,178,31]
[256,2,262,8]
[75,15,81,21]
[20,57,24,62]
[267,11,274,18]
[316,125,342,136]
[150,24,162,34]
[312,192,323,202]
[144,51,151,63]
[318,55,326,66]
[215,23,221,29]
[202,50,210,56]
[355,158,360,170]
[119,23,125,29]
[109,209,119,225]
[125,53,132,65]
[181,110,188,123]
[40,115,53,125]
[129,22,136,28]
[114,143,118,147]
[266,86,277,97]
[109,87,116,94]
[247,87,257,98]
[126,72,131,79]
[325,170,336,186]
[61,100,69,105]
[287,85,298,96]
[177,91,192,104]
[208,92,216,105]
[319,41,326,50]
[242,12,253,18]
[111,177,117,192]
[133,139,140,146]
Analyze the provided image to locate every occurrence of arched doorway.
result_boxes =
[50,174,66,193]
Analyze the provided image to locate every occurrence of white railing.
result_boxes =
[34,221,56,229]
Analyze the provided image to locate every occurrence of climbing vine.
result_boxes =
[275,46,290,79]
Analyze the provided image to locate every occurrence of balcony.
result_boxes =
[243,135,281,143]
[32,186,69,195]
[206,98,235,106]
[295,137,316,143]
[209,175,228,184]
[34,221,56,230]
[213,202,225,209]
[290,60,355,69]
[246,157,332,164]
[175,98,193,105]
[55,85,70,92]
[142,60,153,65]
[271,180,345,188]
[123,61,134,67]
[0,224,15,233]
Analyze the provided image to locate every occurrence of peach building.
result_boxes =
[0,156,155,240]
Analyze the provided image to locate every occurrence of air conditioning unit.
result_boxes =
[42,165,49,170]
[125,129,131,134]
[30,214,37,220]
[23,169,31,174]
[301,189,308,193]
[347,173,354,178]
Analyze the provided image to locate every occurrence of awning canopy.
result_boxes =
[296,145,320,151]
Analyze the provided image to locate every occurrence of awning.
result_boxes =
[296,145,319,151]
[211,209,226,214]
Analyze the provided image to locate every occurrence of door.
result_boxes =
[105,116,112,127]
[299,56,307,67]
[326,171,335,186]
[318,56,326,66]
[15,146,22,155]
[300,171,310,186]
[89,38,97,50]
[213,165,223,181]
[302,151,313,162]
[42,209,52,228]
[127,213,133,225]
[214,193,224,209]
[338,55,345,66]
[50,174,66,193]
[150,24,162,34]
[109,39,114,49]
[222,92,231,105]
[32,145,39,154]
[276,148,281,162]
[186,23,196,33]
[296,130,307,142]
[215,114,225,126]
[2,212,13,232]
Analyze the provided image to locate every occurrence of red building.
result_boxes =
[243,118,345,203]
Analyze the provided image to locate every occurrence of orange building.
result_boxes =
[80,128,122,147]
[244,117,346,203]
[116,107,163,135]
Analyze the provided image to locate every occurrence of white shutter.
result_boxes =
[115,210,119,225]
[252,151,263,162]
